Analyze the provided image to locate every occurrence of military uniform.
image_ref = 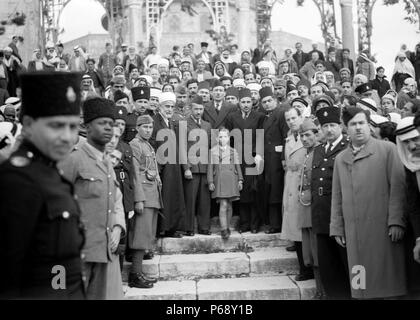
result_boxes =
[0,141,86,300]
[311,106,351,299]
[123,111,141,143]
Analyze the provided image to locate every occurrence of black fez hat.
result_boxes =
[128,63,138,74]
[20,72,82,119]
[115,106,128,123]
[313,95,334,109]
[259,87,274,100]
[198,81,210,91]
[286,83,298,95]
[355,83,372,94]
[238,88,252,100]
[226,86,239,98]
[201,42,209,48]
[83,97,116,124]
[191,95,204,105]
[132,86,150,101]
[113,90,129,103]
[316,107,341,126]
[342,106,370,126]
[212,79,224,90]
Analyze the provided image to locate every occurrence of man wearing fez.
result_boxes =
[128,115,161,288]
[225,88,265,233]
[0,72,86,299]
[60,97,126,300]
[197,81,211,104]
[182,96,212,236]
[121,86,147,143]
[150,92,186,238]
[259,87,289,234]
[311,107,350,299]
[331,107,407,299]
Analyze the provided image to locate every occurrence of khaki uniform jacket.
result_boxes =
[59,142,126,264]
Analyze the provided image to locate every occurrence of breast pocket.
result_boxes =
[78,171,104,199]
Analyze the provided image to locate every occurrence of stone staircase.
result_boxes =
[123,217,316,300]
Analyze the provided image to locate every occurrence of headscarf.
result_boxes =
[393,51,415,78]
[213,61,230,79]
[311,71,327,86]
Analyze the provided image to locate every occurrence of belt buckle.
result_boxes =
[318,187,323,196]
[120,172,126,180]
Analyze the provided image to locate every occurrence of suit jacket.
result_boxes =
[324,58,341,80]
[115,140,135,212]
[203,100,236,130]
[183,116,212,174]
[8,42,22,62]
[293,51,310,70]
[59,142,126,263]
[339,58,355,77]
[311,136,348,235]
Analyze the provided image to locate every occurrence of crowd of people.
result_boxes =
[0,35,420,300]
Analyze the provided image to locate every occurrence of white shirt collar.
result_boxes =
[326,134,343,151]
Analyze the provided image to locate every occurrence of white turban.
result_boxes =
[159,92,176,104]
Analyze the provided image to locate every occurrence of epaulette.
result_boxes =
[10,151,34,168]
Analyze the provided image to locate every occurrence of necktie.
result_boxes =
[326,143,334,154]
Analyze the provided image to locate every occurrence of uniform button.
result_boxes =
[107,227,110,231]
[27,152,34,158]
[108,175,112,178]
[59,169,64,176]
[319,178,323,181]
[62,211,70,219]
[108,210,111,214]
[81,253,85,259]
[82,276,87,282]
[321,168,325,171]
[109,192,112,196]
[324,158,327,162]
[90,178,95,181]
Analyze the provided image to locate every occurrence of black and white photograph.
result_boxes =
[0,0,420,305]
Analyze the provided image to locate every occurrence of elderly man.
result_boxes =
[60,97,126,300]
[311,107,350,300]
[98,43,118,87]
[395,116,420,296]
[331,107,407,299]
[0,72,85,300]
[150,92,186,238]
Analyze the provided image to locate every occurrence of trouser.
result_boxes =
[316,233,351,299]
[183,173,211,232]
[295,241,313,276]
[268,203,282,229]
[239,202,259,231]
[302,228,325,295]
[83,262,108,300]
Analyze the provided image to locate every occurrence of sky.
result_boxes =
[60,0,420,78]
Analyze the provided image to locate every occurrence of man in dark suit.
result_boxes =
[259,88,289,234]
[182,96,212,236]
[225,88,265,233]
[311,107,350,299]
[8,35,22,63]
[308,43,325,61]
[338,48,355,78]
[324,48,341,81]
[293,42,310,71]
[203,80,236,132]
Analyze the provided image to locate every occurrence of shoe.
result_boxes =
[185,231,195,237]
[221,229,230,240]
[128,273,154,289]
[198,230,212,236]
[251,229,258,234]
[238,228,250,234]
[164,231,183,238]
[294,272,315,281]
[141,273,158,284]
[144,251,154,260]
[286,245,296,252]
[265,228,281,234]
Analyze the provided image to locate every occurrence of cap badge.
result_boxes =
[119,110,123,115]
[323,111,328,117]
[66,87,77,103]
[140,90,144,95]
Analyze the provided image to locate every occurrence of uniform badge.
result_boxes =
[10,156,30,167]
[140,90,144,95]
[323,111,328,117]
[66,86,77,103]
[119,110,123,115]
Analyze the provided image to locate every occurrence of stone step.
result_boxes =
[124,276,316,300]
[124,247,299,281]
[157,230,289,255]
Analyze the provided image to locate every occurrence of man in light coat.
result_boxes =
[60,97,126,300]
[330,106,407,299]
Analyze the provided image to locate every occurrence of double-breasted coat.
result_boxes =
[311,136,348,235]
[330,138,407,299]
[203,101,236,130]
[225,109,265,203]
[207,145,244,201]
[281,133,305,242]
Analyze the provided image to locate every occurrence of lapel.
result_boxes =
[215,102,230,127]
[205,102,218,124]
[286,133,303,158]
[81,142,108,175]
[157,113,169,129]
[342,138,375,165]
